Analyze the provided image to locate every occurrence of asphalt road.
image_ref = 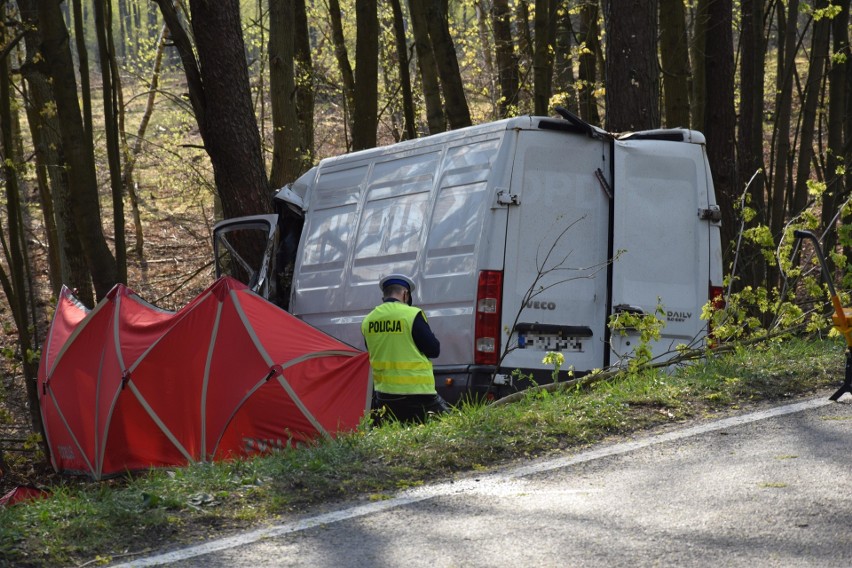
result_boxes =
[117,394,852,568]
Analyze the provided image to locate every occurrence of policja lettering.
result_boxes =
[368,319,403,333]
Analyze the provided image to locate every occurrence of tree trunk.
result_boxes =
[690,0,708,132]
[71,0,92,138]
[408,0,445,133]
[423,0,472,129]
[659,0,691,128]
[352,0,379,150]
[0,33,47,458]
[269,0,302,187]
[94,0,127,283]
[823,0,850,258]
[792,3,830,217]
[533,0,555,115]
[326,0,378,151]
[391,0,417,139]
[328,0,356,145]
[107,1,130,265]
[736,0,767,289]
[492,0,520,118]
[37,0,118,300]
[576,0,601,125]
[516,0,533,63]
[769,0,799,271]
[190,0,271,217]
[19,0,86,298]
[155,0,271,221]
[294,0,314,171]
[28,111,62,295]
[603,0,660,132]
[703,0,738,263]
[737,0,766,211]
[117,0,127,60]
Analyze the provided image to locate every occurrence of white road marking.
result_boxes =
[116,396,832,567]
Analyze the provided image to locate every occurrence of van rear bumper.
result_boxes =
[434,364,584,405]
[433,365,498,405]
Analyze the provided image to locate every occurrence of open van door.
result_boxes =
[609,131,719,365]
[212,214,279,300]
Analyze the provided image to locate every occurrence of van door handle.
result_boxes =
[698,205,722,221]
[496,188,520,206]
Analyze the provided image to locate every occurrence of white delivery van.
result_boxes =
[214,111,724,403]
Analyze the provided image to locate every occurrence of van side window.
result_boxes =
[425,139,500,274]
[351,154,439,281]
[302,208,354,268]
[427,183,487,255]
[355,191,429,261]
[301,166,365,274]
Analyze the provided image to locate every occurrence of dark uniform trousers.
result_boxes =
[372,391,450,424]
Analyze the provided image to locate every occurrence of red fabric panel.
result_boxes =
[125,291,221,464]
[202,289,279,459]
[235,289,360,356]
[212,355,369,458]
[36,286,92,473]
[0,486,48,508]
[278,354,372,432]
[99,386,192,473]
[205,288,370,459]
[40,294,117,476]
[213,378,314,458]
[97,290,182,475]
[39,286,89,377]
[116,292,180,368]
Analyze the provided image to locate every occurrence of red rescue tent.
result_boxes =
[37,276,371,480]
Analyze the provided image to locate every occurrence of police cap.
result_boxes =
[379,274,416,293]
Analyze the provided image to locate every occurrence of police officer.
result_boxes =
[362,274,450,423]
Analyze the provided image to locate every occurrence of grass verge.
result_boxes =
[0,336,846,567]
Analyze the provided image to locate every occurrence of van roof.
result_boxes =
[279,119,708,210]
[316,115,612,168]
[617,128,706,144]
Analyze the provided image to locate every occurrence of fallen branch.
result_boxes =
[153,259,213,304]
[77,549,153,568]
[490,325,809,407]
[140,258,185,264]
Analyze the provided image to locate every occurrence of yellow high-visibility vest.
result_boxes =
[361,302,435,395]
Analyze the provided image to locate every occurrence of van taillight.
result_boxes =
[475,270,503,365]
[708,284,725,346]
[709,285,725,311]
